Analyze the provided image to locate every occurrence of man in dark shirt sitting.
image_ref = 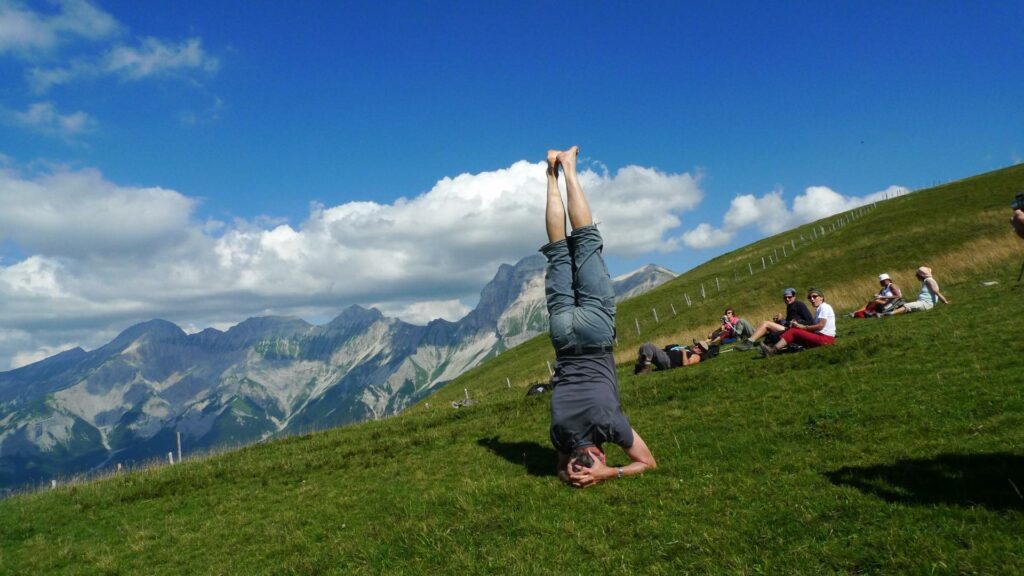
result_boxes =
[734,287,816,351]
[542,146,656,488]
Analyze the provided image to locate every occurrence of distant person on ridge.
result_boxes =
[734,288,815,351]
[884,266,949,315]
[541,145,656,487]
[759,287,837,357]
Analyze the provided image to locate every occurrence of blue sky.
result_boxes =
[1,0,1022,368]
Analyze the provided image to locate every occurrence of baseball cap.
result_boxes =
[782,288,797,297]
[878,273,890,282]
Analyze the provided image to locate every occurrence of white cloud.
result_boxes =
[104,37,219,80]
[30,36,219,91]
[0,166,196,257]
[11,342,80,370]
[375,299,473,326]
[679,184,908,249]
[723,189,790,234]
[680,223,733,250]
[0,158,703,369]
[0,0,119,55]
[7,101,96,137]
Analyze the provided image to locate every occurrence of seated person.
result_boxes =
[709,307,756,344]
[734,288,815,351]
[885,266,949,315]
[634,340,710,374]
[850,273,902,318]
[760,287,836,356]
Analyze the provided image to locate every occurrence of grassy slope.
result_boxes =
[2,165,1023,575]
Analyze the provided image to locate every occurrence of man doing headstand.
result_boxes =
[541,146,656,488]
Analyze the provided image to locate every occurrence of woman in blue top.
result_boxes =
[886,266,949,315]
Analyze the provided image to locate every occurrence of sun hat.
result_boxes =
[878,273,891,282]
[917,266,932,277]
[782,288,797,297]
[807,287,825,298]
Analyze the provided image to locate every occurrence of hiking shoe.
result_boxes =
[759,343,776,357]
[734,339,755,352]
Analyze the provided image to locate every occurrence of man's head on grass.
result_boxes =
[571,445,605,470]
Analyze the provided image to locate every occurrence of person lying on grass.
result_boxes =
[760,287,836,357]
[634,340,710,374]
[849,273,902,318]
[734,287,816,351]
[884,266,949,315]
[542,146,656,488]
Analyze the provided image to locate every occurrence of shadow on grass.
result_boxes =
[825,452,1024,512]
[477,436,557,477]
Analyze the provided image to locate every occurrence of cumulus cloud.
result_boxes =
[6,101,96,137]
[0,0,119,55]
[680,223,733,250]
[375,299,473,326]
[0,159,702,368]
[0,166,196,257]
[11,342,80,369]
[679,184,908,249]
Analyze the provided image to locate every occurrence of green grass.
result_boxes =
[2,165,1024,574]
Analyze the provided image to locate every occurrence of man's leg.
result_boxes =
[540,150,576,353]
[545,150,567,244]
[557,146,615,349]
[557,146,592,229]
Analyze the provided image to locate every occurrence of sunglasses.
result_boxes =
[808,294,822,300]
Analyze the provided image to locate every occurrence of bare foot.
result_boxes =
[556,146,579,173]
[546,149,560,173]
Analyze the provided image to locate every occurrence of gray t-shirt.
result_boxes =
[549,352,635,454]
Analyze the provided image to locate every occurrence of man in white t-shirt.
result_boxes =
[759,287,836,357]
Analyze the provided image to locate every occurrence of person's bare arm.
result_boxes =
[926,278,950,304]
[793,316,825,332]
[1011,209,1024,239]
[556,452,572,485]
[567,429,656,488]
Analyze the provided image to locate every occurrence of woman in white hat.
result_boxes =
[886,266,950,315]
[850,273,903,318]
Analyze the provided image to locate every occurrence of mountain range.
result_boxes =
[0,255,674,488]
